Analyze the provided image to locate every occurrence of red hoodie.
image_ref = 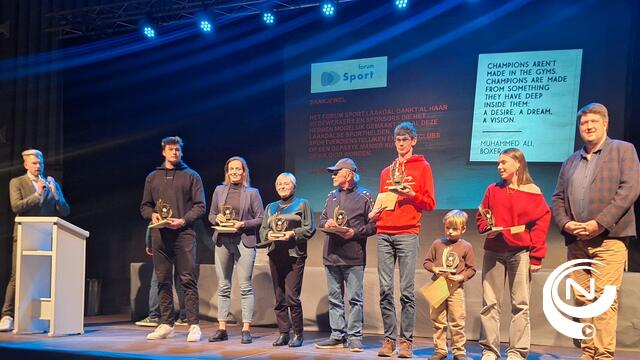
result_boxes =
[376,154,436,234]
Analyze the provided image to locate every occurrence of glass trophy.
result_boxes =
[385,159,415,190]
[148,199,172,228]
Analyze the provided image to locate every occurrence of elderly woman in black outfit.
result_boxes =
[259,172,316,347]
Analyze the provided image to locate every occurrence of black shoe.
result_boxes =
[289,333,303,347]
[273,333,290,346]
[241,330,252,344]
[208,329,228,342]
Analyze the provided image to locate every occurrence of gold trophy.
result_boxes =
[320,205,350,235]
[148,199,172,228]
[259,214,290,246]
[385,159,415,190]
[478,205,525,234]
[439,247,459,274]
[212,204,239,233]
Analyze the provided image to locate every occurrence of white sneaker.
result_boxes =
[481,352,498,360]
[187,324,201,342]
[146,324,175,340]
[0,316,13,332]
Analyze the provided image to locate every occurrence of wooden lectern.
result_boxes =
[13,217,90,336]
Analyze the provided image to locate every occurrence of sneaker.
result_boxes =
[146,324,175,340]
[0,316,14,332]
[135,316,160,327]
[348,338,364,352]
[453,354,468,360]
[481,352,498,360]
[377,338,396,357]
[208,329,229,342]
[174,318,188,326]
[507,355,523,360]
[315,337,346,349]
[241,330,252,344]
[187,324,201,342]
[429,352,448,360]
[398,338,413,358]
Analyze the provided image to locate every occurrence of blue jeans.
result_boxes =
[215,237,256,323]
[377,233,419,341]
[325,265,365,341]
[149,266,186,320]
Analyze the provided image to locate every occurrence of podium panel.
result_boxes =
[14,217,89,336]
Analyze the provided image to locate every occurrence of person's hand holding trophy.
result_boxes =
[321,206,354,239]
[212,205,244,233]
[265,214,294,244]
[385,159,415,197]
[149,199,185,229]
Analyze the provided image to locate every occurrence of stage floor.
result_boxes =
[0,315,637,359]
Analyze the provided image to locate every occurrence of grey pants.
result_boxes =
[480,249,531,360]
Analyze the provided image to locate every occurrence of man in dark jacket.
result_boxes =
[551,103,640,360]
[314,158,376,353]
[140,136,206,342]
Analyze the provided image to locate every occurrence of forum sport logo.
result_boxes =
[321,71,341,86]
[542,259,617,339]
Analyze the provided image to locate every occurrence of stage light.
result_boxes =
[395,0,409,9]
[263,12,275,25]
[142,25,156,38]
[199,20,213,33]
[321,1,336,17]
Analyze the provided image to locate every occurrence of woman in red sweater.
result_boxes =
[476,148,550,360]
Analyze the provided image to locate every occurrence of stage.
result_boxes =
[0,315,637,360]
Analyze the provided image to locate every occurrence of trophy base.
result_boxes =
[438,268,457,273]
[258,233,288,247]
[385,185,405,190]
[212,226,238,233]
[148,220,171,229]
[320,227,350,234]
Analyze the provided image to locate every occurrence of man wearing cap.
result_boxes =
[314,158,376,353]
[1,149,70,332]
[370,122,436,358]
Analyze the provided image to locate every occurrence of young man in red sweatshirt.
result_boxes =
[369,122,436,358]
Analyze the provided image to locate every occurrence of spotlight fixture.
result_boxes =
[321,1,336,17]
[199,20,213,33]
[395,0,409,9]
[262,12,275,25]
[142,25,156,38]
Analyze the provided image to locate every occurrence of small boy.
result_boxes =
[423,210,477,360]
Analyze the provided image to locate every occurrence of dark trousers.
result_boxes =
[152,228,199,326]
[268,252,306,335]
[1,241,16,318]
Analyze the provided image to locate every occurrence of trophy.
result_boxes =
[148,199,172,228]
[212,204,239,233]
[220,205,236,227]
[385,159,415,190]
[478,205,525,234]
[320,205,350,235]
[269,214,289,239]
[439,247,459,273]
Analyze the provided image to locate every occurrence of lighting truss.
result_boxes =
[45,0,357,39]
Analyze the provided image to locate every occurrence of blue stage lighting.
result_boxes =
[321,1,336,17]
[395,0,409,9]
[263,12,275,25]
[142,26,156,38]
[200,20,213,33]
